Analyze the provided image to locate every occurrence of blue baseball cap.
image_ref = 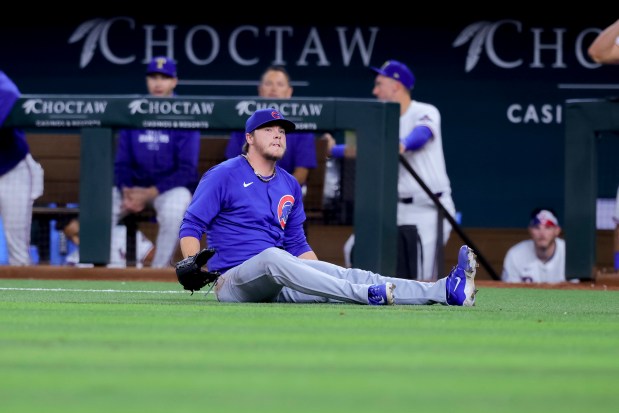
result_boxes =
[146,56,177,77]
[370,60,415,89]
[245,108,296,134]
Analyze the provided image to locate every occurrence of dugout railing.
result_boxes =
[5,96,400,275]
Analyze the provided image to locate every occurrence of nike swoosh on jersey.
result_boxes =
[243,182,254,188]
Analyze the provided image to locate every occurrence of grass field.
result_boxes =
[1,278,618,413]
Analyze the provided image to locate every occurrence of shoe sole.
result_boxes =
[462,247,478,306]
[386,282,396,305]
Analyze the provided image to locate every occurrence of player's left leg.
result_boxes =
[217,248,392,305]
[300,244,477,307]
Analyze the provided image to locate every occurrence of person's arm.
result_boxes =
[323,133,356,158]
[501,247,519,283]
[114,129,134,190]
[179,235,201,259]
[298,250,318,260]
[401,125,433,152]
[292,167,310,186]
[155,130,200,194]
[0,71,20,125]
[290,133,317,186]
[588,19,619,64]
[225,131,245,158]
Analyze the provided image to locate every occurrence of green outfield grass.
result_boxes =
[1,278,618,413]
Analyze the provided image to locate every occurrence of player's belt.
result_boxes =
[398,192,443,204]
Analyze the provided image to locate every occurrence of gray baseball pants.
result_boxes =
[215,247,448,305]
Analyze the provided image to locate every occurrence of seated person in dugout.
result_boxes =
[501,208,566,284]
[59,217,155,268]
[113,56,200,268]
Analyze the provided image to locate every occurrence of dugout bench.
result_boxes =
[27,132,329,266]
[10,96,399,275]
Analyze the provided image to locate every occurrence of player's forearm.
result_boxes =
[588,19,619,64]
[298,250,318,260]
[179,236,201,258]
[293,167,309,186]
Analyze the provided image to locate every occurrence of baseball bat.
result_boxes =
[399,154,500,280]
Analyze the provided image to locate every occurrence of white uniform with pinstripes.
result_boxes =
[0,154,43,265]
[398,101,455,281]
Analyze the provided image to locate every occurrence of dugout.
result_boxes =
[564,97,619,280]
[5,96,400,275]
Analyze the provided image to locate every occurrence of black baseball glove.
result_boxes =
[175,248,220,294]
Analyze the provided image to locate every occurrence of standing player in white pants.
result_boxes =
[113,57,200,268]
[340,60,455,280]
[0,70,44,266]
[178,109,477,306]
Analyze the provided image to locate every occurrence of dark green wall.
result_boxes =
[2,11,617,228]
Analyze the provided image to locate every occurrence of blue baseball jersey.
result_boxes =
[0,70,29,176]
[225,130,318,174]
[179,156,311,272]
[114,128,201,193]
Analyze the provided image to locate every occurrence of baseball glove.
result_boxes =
[175,248,220,294]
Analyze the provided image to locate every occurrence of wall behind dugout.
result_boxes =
[1,9,617,228]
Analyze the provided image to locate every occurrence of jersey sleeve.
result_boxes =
[501,247,520,282]
[283,175,312,257]
[154,130,201,193]
[290,133,318,169]
[0,71,20,125]
[225,131,245,159]
[114,129,134,189]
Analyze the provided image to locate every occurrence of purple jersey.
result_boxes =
[0,71,29,176]
[179,156,311,272]
[114,128,201,193]
[225,130,318,174]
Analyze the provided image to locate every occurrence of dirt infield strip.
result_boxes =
[2,265,619,291]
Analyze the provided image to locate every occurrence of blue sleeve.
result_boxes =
[180,167,225,240]
[283,178,313,257]
[155,130,201,193]
[403,125,433,151]
[114,129,134,190]
[330,144,346,159]
[225,131,245,158]
[0,71,20,125]
[290,133,317,169]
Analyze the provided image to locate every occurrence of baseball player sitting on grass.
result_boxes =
[175,108,478,306]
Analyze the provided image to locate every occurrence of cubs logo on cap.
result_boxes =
[370,59,415,90]
[245,108,296,134]
[146,56,177,77]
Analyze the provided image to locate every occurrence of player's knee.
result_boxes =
[259,247,286,260]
